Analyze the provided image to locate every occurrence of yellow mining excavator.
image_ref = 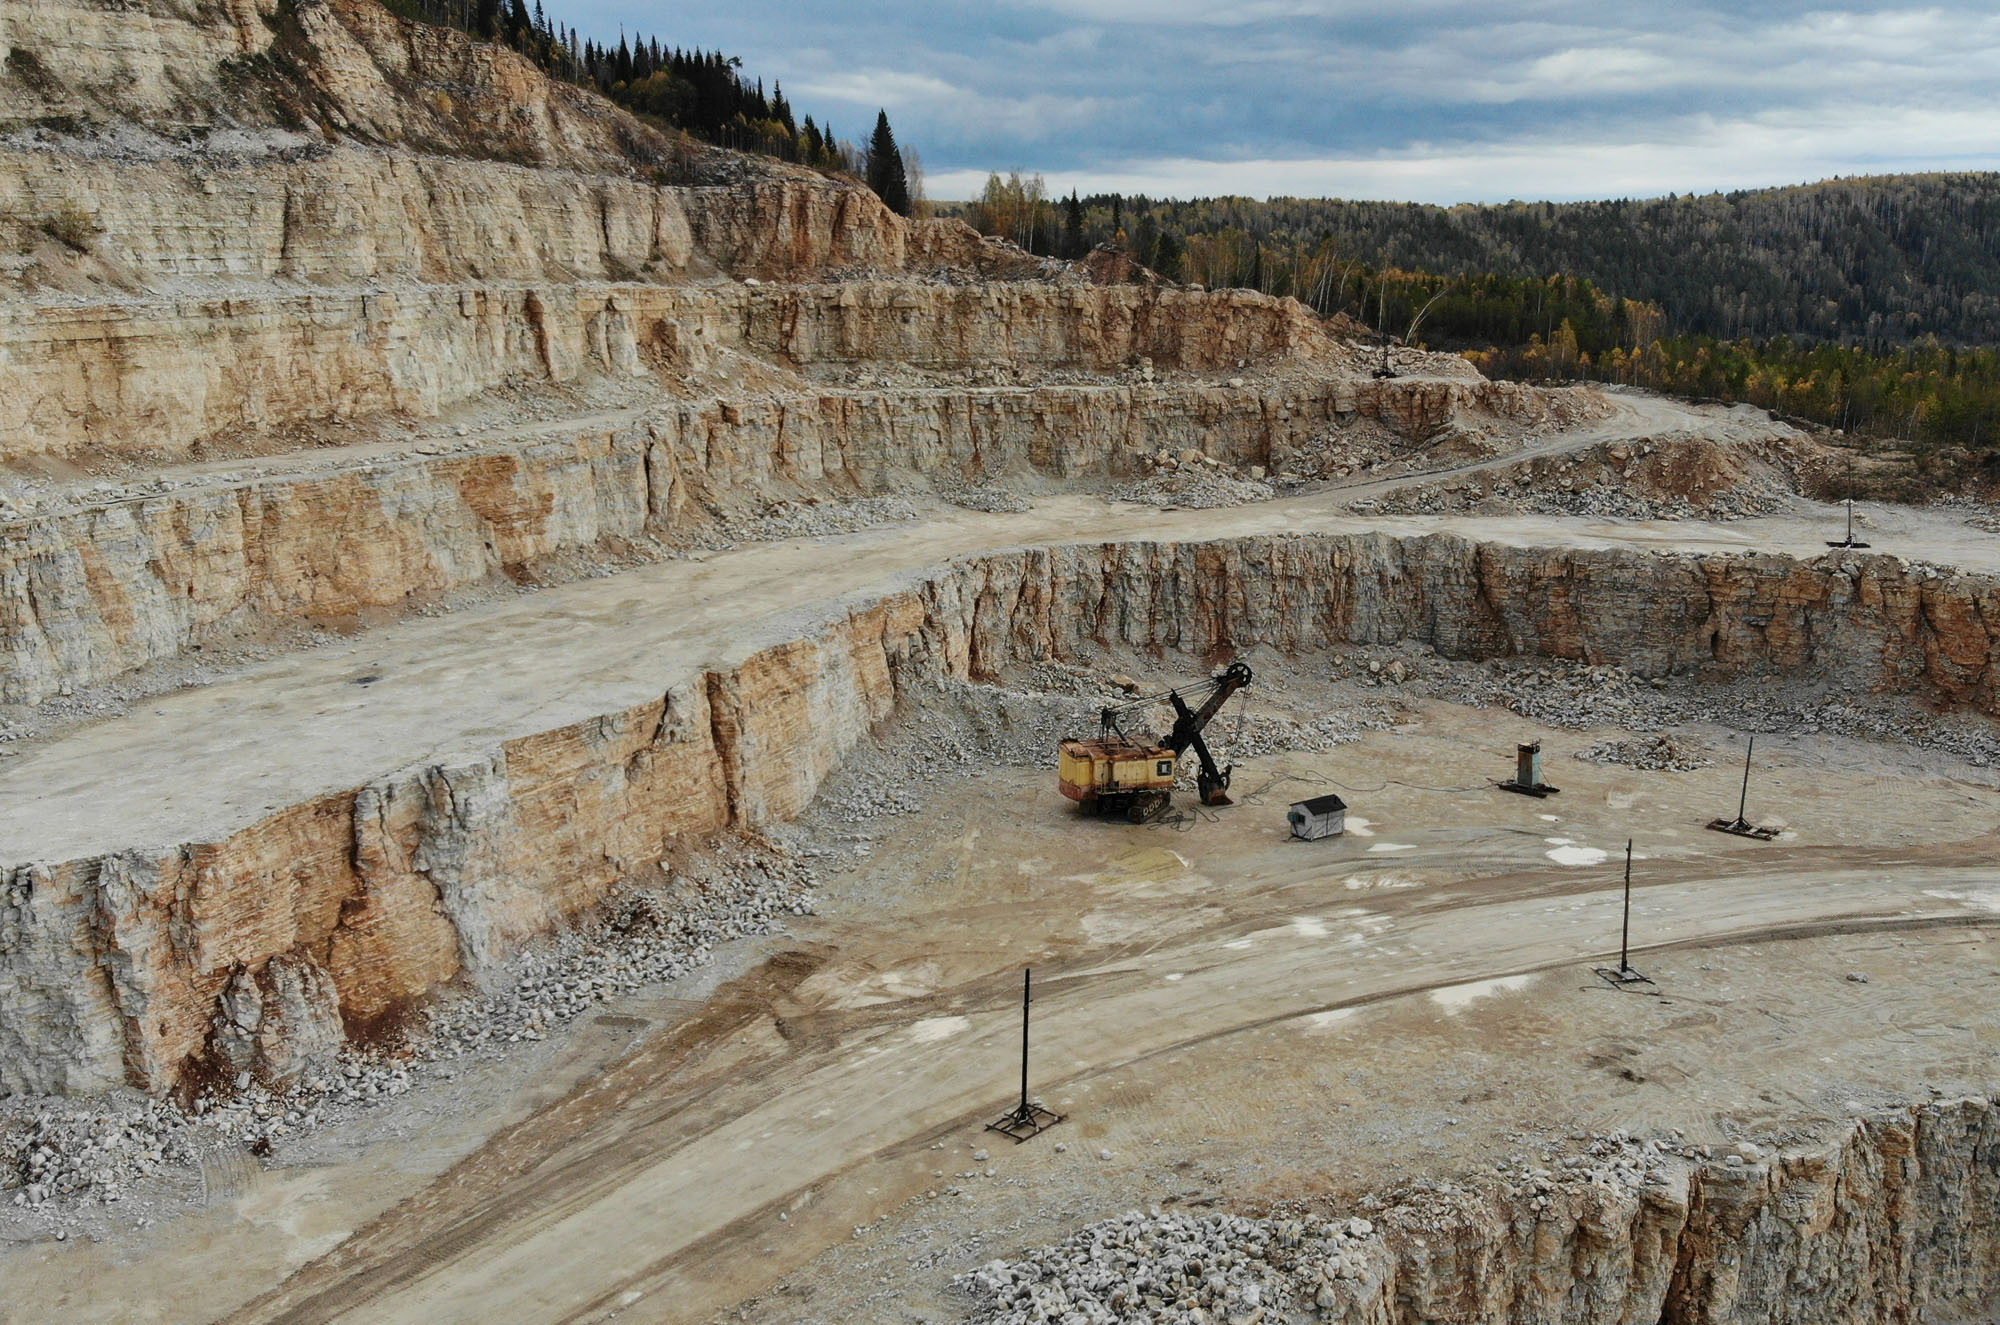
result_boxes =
[1057,662,1253,821]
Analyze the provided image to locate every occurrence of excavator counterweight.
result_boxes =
[1057,662,1252,821]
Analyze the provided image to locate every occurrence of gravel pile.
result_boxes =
[1412,652,2000,768]
[1572,734,1714,771]
[1114,469,1275,510]
[700,495,920,546]
[1358,433,1803,522]
[938,483,1035,514]
[807,677,1105,828]
[1,838,816,1220]
[1222,705,1399,759]
[418,843,816,1055]
[957,1131,1707,1323]
[958,1209,1376,1323]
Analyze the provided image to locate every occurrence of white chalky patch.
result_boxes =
[908,1015,971,1044]
[1343,817,1376,838]
[1163,972,1185,982]
[1368,843,1416,853]
[1291,916,1329,938]
[1431,973,1538,1012]
[1539,813,1561,822]
[1925,889,2000,913]
[1300,1009,1357,1032]
[1344,872,1423,890]
[1547,845,1609,866]
[1544,836,1574,845]
[1221,938,1254,950]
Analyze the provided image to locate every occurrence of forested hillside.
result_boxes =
[953,173,2000,346]
[947,173,2000,472]
[376,0,918,206]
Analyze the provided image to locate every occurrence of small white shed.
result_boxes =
[1287,793,1348,841]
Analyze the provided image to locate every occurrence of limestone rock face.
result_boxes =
[0,375,1586,706]
[0,279,1367,464]
[3,0,683,172]
[210,952,344,1088]
[5,531,2000,1094]
[1304,1101,2000,1323]
[0,146,699,287]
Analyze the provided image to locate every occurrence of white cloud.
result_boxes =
[574,0,2000,201]
[929,101,2000,203]
[794,70,1130,144]
[793,70,961,108]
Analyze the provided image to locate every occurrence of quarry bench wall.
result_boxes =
[3,531,1998,1097]
[0,373,1583,706]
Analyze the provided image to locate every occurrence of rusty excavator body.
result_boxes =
[1056,662,1253,822]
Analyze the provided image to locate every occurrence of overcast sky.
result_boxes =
[569,1,2000,203]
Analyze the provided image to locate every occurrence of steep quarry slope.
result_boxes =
[0,0,1617,715]
[965,1098,2000,1324]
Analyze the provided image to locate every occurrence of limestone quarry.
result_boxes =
[4,2,2000,1321]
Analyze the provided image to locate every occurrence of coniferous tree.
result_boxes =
[866,110,912,216]
[1062,191,1084,259]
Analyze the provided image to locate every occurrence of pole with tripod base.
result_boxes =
[1594,840,1654,988]
[986,968,1064,1142]
[1707,735,1779,839]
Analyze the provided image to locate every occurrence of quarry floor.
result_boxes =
[7,698,2000,1323]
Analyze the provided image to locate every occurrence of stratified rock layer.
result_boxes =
[969,1099,2000,1323]
[0,373,1592,705]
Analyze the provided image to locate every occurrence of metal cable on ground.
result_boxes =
[1313,776,1495,795]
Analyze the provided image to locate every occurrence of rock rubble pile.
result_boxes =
[938,483,1036,514]
[1355,432,1812,522]
[1572,734,1715,771]
[1417,653,2000,768]
[701,495,920,546]
[956,1132,1714,1324]
[959,1208,1381,1324]
[1114,466,1276,511]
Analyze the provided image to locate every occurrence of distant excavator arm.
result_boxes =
[1073,661,1253,816]
[1163,661,1253,805]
